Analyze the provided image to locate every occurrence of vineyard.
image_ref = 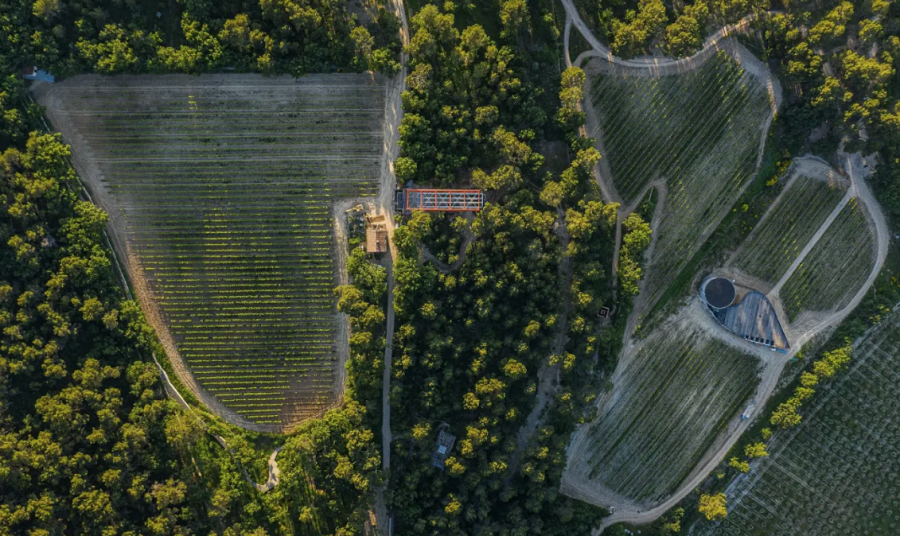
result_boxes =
[779,198,876,321]
[588,53,772,313]
[693,308,900,536]
[36,74,386,430]
[566,316,761,506]
[730,174,846,285]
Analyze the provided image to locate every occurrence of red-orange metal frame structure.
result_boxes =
[404,189,484,212]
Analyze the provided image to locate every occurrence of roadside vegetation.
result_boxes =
[692,307,900,536]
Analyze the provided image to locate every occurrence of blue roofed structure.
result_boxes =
[700,276,790,352]
[23,66,55,83]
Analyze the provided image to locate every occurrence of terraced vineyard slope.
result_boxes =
[779,198,876,321]
[564,317,760,506]
[34,74,385,431]
[730,174,846,285]
[692,307,900,536]
[587,52,771,312]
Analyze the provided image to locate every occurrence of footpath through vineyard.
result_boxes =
[559,7,890,532]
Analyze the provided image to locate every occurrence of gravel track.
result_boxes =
[559,7,889,531]
[590,154,888,532]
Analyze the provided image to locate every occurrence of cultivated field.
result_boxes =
[587,52,772,312]
[692,308,900,536]
[564,315,761,506]
[730,174,846,285]
[35,74,386,431]
[779,198,876,321]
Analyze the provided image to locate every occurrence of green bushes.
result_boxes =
[0,131,278,535]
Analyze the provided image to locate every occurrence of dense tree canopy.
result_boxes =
[386,5,621,534]
[0,0,402,77]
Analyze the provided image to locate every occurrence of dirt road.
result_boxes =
[562,2,770,72]
[558,5,889,530]
[591,154,888,532]
[376,0,409,475]
[373,0,409,532]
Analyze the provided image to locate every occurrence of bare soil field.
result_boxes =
[33,74,386,432]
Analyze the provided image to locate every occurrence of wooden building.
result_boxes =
[365,215,388,254]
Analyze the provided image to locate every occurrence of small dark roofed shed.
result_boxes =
[704,277,736,309]
[431,429,456,469]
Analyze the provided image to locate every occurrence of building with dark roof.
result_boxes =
[431,427,457,469]
[701,277,736,309]
[700,276,790,353]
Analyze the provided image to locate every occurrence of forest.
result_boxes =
[3,0,900,533]
[0,0,401,76]
[0,75,383,535]
[384,4,629,534]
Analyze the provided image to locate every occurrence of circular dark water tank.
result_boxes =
[705,277,736,309]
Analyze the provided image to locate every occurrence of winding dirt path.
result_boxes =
[563,5,781,316]
[419,218,475,274]
[508,212,573,476]
[559,6,889,531]
[562,4,771,73]
[591,153,888,532]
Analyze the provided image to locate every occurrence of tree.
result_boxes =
[76,25,145,74]
[618,213,651,295]
[665,2,708,57]
[219,14,253,52]
[729,457,750,473]
[699,493,728,521]
[500,0,529,38]
[611,0,667,58]
[351,26,375,69]
[771,399,802,428]
[32,0,59,20]
[558,67,587,131]
[744,442,769,458]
